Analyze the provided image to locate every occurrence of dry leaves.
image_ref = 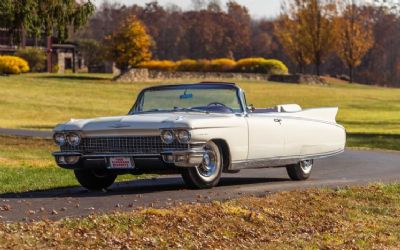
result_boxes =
[0,184,399,249]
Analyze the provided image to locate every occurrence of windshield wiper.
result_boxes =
[173,107,208,113]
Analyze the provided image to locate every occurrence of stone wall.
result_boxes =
[114,68,325,84]
[114,68,270,82]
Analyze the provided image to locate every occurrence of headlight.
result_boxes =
[176,130,191,143]
[161,130,175,144]
[53,133,66,146]
[66,133,81,146]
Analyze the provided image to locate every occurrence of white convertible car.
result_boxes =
[53,82,346,190]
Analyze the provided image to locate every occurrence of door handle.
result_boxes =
[274,118,282,123]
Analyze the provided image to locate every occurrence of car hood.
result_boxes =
[54,112,239,134]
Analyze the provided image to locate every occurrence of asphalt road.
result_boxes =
[1,149,399,222]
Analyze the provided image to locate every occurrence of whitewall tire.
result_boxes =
[181,141,223,189]
[286,160,314,181]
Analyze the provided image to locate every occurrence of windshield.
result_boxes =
[132,84,243,114]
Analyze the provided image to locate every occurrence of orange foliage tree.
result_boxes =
[336,1,374,83]
[277,0,338,75]
[105,15,152,72]
[275,14,311,73]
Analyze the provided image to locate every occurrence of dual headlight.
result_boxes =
[161,129,191,144]
[53,132,81,146]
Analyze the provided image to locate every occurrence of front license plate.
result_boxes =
[109,157,135,169]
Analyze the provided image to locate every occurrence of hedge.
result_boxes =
[176,59,211,72]
[0,56,30,74]
[138,60,176,71]
[208,58,236,72]
[15,48,46,72]
[138,57,288,75]
[235,58,289,74]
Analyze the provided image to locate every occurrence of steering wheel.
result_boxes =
[207,102,234,112]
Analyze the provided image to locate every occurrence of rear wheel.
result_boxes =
[181,141,223,189]
[74,169,117,191]
[286,160,313,181]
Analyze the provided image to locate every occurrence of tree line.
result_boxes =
[1,0,398,86]
[75,0,400,86]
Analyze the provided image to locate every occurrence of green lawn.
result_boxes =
[1,183,399,248]
[0,135,150,194]
[0,73,399,193]
[0,73,399,135]
[1,73,399,149]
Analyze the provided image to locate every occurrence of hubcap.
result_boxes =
[196,145,219,181]
[300,160,313,174]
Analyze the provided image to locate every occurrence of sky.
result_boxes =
[97,0,283,19]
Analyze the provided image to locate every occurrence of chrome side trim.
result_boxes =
[230,149,344,170]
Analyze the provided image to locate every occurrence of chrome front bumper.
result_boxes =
[160,149,205,167]
[53,148,206,168]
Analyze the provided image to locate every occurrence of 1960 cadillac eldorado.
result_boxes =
[53,82,346,190]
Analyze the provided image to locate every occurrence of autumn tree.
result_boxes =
[226,2,252,58]
[355,7,400,86]
[279,0,338,75]
[105,15,152,72]
[275,14,311,73]
[336,1,374,83]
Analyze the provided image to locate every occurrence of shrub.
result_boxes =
[235,58,289,74]
[77,39,105,68]
[208,58,236,72]
[52,64,60,73]
[15,48,46,72]
[264,59,289,75]
[195,59,211,72]
[175,59,211,72]
[0,56,30,74]
[176,59,199,72]
[133,57,288,74]
[138,60,176,71]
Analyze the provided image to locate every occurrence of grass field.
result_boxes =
[0,183,399,248]
[1,73,399,135]
[0,74,399,246]
[0,73,399,193]
[0,135,150,194]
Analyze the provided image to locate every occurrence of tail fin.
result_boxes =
[294,107,339,123]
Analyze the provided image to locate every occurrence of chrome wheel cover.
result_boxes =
[196,145,220,181]
[300,160,313,174]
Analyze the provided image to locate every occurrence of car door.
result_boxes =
[245,113,284,160]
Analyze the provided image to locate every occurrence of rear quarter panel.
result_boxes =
[283,117,346,156]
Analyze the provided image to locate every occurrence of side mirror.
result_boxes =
[247,104,255,112]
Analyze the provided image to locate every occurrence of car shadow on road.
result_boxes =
[0,176,290,199]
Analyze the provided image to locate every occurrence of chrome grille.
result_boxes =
[60,136,187,154]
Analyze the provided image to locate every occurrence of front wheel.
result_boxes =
[286,160,314,181]
[74,169,117,191]
[181,141,223,189]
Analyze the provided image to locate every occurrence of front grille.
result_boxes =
[60,136,188,155]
